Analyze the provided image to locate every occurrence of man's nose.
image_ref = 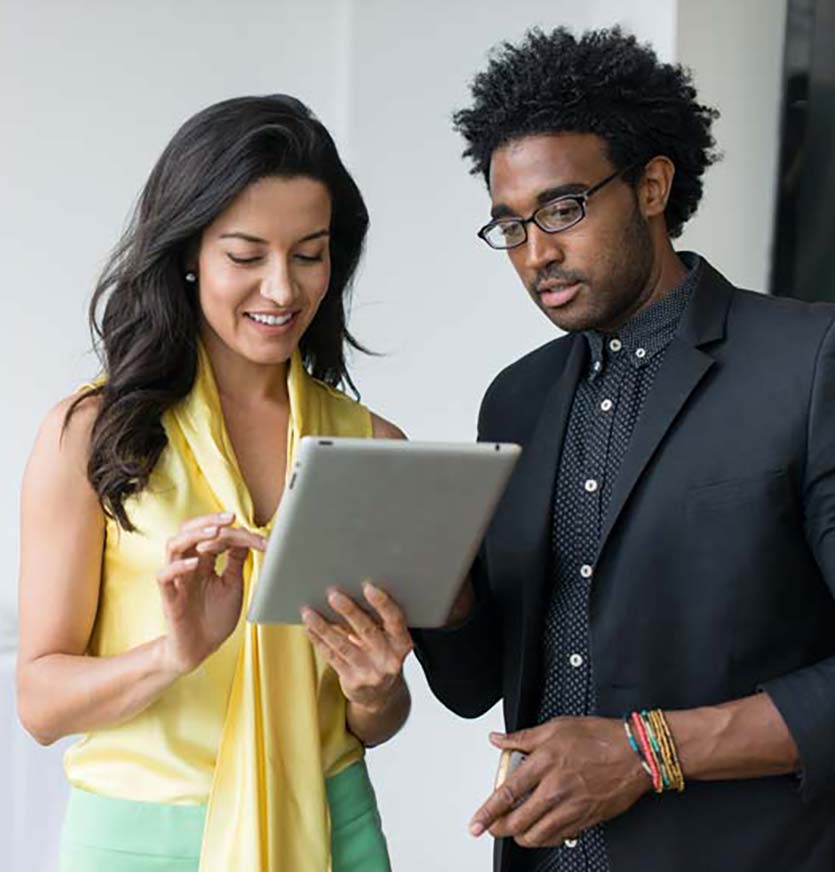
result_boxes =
[524,223,566,273]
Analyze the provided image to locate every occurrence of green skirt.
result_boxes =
[60,760,390,871]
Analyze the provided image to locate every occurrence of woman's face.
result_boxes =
[196,175,332,367]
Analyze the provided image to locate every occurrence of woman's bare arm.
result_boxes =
[16,395,264,745]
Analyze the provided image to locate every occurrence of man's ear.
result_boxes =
[637,155,676,220]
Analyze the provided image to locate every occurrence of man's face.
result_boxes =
[487,132,656,333]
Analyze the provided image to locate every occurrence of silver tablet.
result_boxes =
[247,436,521,628]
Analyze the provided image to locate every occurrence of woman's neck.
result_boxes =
[200,324,290,407]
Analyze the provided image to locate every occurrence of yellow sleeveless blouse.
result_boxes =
[64,343,372,870]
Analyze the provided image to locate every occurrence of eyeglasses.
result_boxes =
[477,164,638,250]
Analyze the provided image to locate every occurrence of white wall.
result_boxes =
[1,1,782,869]
[676,0,788,291]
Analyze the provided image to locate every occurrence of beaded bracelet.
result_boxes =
[623,709,685,794]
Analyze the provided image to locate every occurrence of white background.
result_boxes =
[0,1,786,868]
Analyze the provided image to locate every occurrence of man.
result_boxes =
[412,27,835,872]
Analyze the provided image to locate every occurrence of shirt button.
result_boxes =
[593,361,602,372]
[609,338,622,352]
[600,398,614,412]
[580,564,593,579]
[636,347,647,359]
[564,838,579,848]
[569,653,584,668]
[584,479,599,493]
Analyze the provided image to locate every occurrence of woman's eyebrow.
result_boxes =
[218,229,330,244]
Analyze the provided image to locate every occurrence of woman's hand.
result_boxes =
[158,512,266,675]
[301,584,413,716]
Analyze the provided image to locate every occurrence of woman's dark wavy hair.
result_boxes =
[67,94,370,531]
[454,26,720,237]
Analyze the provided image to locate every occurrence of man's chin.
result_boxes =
[540,304,600,334]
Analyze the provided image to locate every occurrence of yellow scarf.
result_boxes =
[188,344,369,870]
[64,343,370,870]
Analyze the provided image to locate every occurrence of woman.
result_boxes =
[17,95,412,871]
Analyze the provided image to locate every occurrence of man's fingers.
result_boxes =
[514,805,583,850]
[489,725,542,753]
[489,781,563,839]
[469,759,541,836]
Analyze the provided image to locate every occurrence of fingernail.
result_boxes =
[203,526,217,535]
[489,732,505,742]
[469,822,484,837]
[218,512,234,521]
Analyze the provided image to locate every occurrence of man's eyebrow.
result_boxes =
[490,183,587,220]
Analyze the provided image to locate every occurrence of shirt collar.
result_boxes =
[584,252,701,379]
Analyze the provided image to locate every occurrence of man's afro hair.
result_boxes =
[453,26,720,238]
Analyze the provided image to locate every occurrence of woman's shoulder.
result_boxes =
[24,389,102,515]
[370,413,407,441]
[37,389,101,462]
[308,377,406,440]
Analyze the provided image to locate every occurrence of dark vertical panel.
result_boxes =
[772,0,835,301]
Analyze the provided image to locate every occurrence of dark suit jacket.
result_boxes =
[413,260,835,871]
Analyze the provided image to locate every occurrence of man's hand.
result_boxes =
[469,716,650,848]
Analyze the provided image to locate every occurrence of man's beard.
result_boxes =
[538,206,655,334]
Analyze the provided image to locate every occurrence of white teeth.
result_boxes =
[248,312,294,326]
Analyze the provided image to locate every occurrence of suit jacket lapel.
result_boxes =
[508,334,586,726]
[596,338,714,554]
[596,259,733,558]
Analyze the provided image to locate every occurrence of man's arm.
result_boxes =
[758,315,835,801]
[411,375,510,719]
[471,317,835,846]
[412,553,503,719]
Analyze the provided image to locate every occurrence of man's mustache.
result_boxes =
[531,267,587,293]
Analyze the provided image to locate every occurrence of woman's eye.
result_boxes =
[295,252,324,263]
[227,253,263,265]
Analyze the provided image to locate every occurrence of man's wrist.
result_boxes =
[663,695,799,782]
[616,716,662,796]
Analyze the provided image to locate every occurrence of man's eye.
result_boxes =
[500,223,523,239]
[541,201,582,223]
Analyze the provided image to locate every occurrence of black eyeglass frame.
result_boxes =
[477,163,641,250]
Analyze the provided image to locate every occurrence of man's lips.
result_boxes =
[536,281,583,308]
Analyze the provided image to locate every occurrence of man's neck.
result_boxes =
[598,242,688,335]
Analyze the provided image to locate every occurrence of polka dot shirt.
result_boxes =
[518,255,701,872]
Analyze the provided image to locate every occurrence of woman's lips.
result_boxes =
[537,282,582,308]
[244,311,300,335]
